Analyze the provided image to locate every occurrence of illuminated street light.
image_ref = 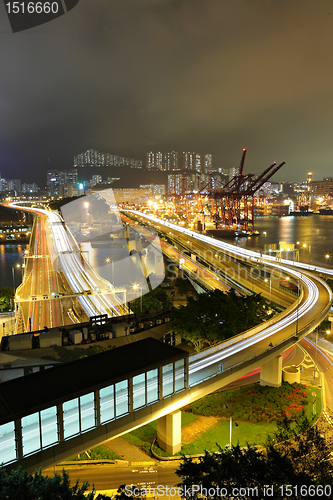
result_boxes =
[105,258,115,285]
[301,243,311,264]
[133,283,144,312]
[264,278,271,301]
[325,254,330,260]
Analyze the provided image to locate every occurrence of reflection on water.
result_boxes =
[0,244,26,288]
[1,216,333,290]
[235,216,333,267]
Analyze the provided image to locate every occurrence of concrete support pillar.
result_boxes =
[154,253,164,277]
[260,354,282,387]
[136,233,142,252]
[157,410,181,455]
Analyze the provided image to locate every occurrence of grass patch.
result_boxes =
[68,445,120,461]
[151,419,278,457]
[122,412,198,456]
[184,382,313,423]
[123,421,157,448]
[124,383,322,457]
[179,420,278,454]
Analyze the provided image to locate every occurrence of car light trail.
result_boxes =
[9,202,125,320]
[124,211,331,385]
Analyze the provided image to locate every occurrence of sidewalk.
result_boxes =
[0,313,15,342]
[104,437,155,465]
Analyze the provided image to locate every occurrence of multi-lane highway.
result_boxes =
[8,203,128,332]
[123,210,332,386]
[126,210,333,278]
[122,213,295,307]
[2,203,333,474]
[6,202,332,383]
[14,212,72,332]
[8,202,332,374]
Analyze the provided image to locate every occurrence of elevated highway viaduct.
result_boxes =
[0,207,331,470]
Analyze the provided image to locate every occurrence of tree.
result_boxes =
[172,289,268,350]
[0,467,112,500]
[114,485,145,500]
[176,446,301,500]
[0,287,14,311]
[130,287,170,314]
[176,421,333,500]
[268,414,333,483]
[174,277,195,295]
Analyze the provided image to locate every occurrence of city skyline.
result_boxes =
[1,1,333,183]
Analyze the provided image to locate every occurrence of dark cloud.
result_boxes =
[1,0,333,183]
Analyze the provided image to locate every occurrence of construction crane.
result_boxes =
[196,150,285,232]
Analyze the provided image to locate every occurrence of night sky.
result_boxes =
[1,0,333,184]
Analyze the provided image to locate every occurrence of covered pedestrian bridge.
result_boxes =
[0,339,189,472]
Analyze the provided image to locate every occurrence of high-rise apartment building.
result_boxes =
[183,152,195,171]
[90,175,103,186]
[168,172,216,194]
[146,151,163,170]
[309,177,333,196]
[164,151,179,171]
[22,183,39,194]
[146,151,179,171]
[195,154,201,173]
[183,152,202,172]
[204,154,212,173]
[168,174,183,194]
[0,174,6,192]
[139,184,166,196]
[74,149,142,169]
[47,169,78,196]
[7,179,22,194]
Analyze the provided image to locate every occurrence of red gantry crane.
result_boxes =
[196,149,285,233]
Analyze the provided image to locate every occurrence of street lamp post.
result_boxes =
[296,278,300,336]
[11,263,21,291]
[106,258,114,285]
[11,266,15,292]
[302,243,311,265]
[229,415,238,448]
[313,328,319,383]
[133,284,144,313]
[264,278,271,302]
[11,264,21,332]
[224,403,238,448]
